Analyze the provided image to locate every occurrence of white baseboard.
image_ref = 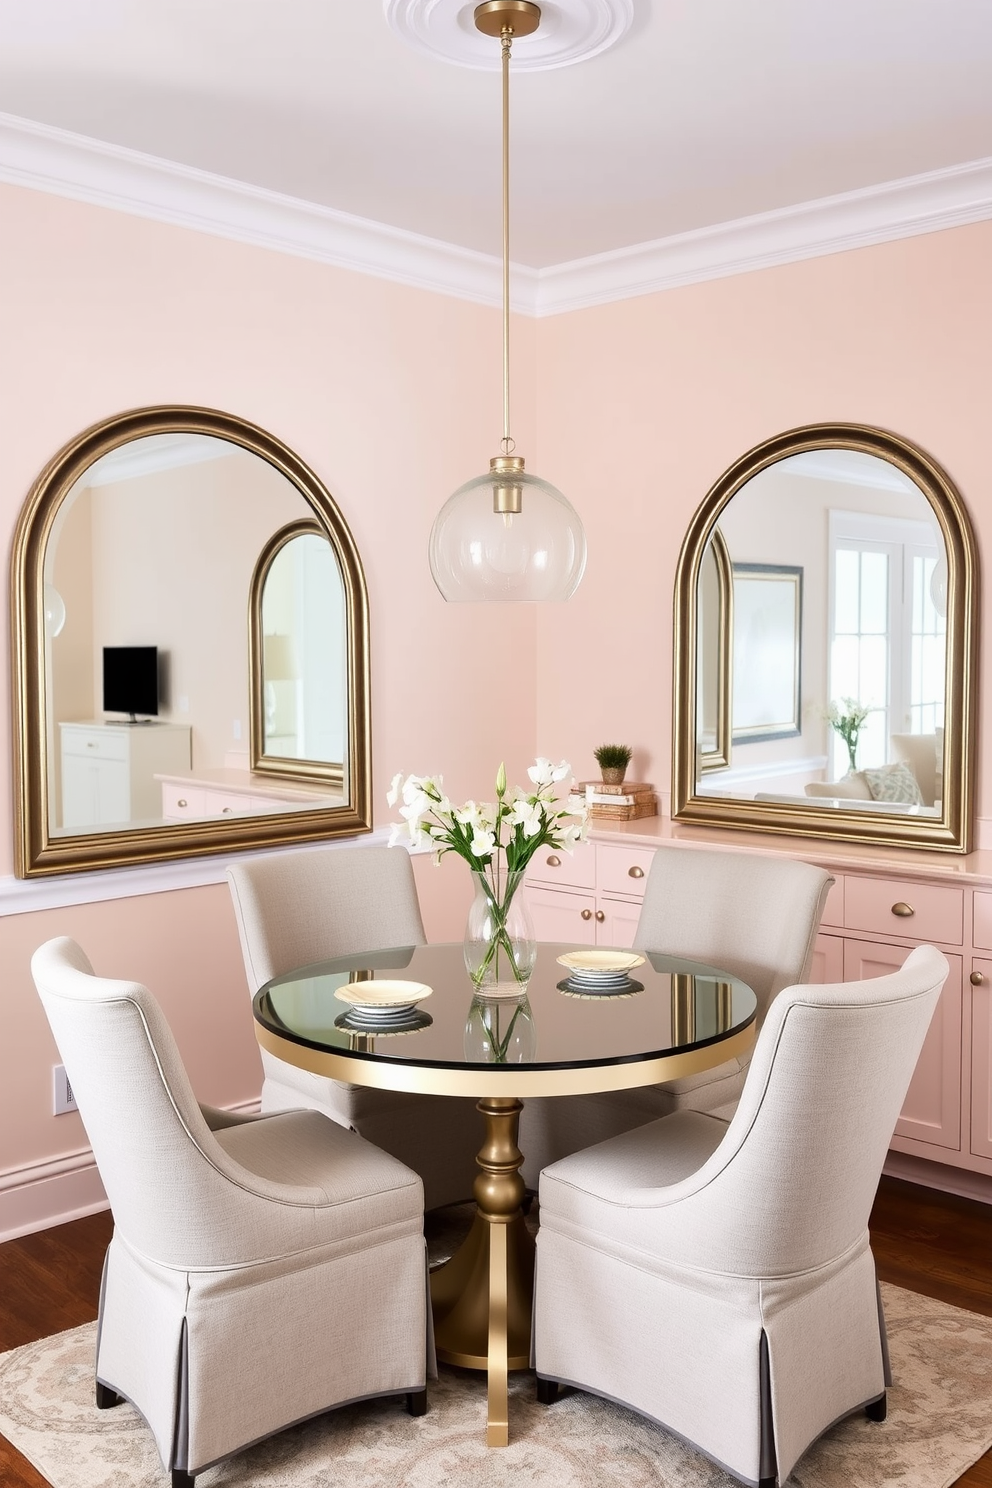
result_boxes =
[882,1150,992,1206]
[0,1097,262,1243]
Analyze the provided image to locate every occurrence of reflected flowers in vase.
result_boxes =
[387,759,587,996]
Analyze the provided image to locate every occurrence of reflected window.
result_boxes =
[828,510,943,777]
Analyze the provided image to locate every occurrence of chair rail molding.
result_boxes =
[2,111,992,316]
[0,828,392,916]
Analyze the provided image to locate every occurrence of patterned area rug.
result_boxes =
[0,1284,990,1488]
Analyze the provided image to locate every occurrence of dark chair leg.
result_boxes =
[865,1391,887,1422]
[171,1472,195,1487]
[758,1479,776,1488]
[95,1381,122,1409]
[536,1376,560,1405]
[406,1388,428,1417]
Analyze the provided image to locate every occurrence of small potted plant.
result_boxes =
[594,743,633,786]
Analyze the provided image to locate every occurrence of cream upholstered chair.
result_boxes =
[533,944,948,1488]
[31,937,430,1488]
[227,844,480,1211]
[519,846,834,1182]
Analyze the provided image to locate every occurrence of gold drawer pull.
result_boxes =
[595,910,605,922]
[177,798,188,808]
[971,971,986,986]
[580,909,593,921]
[891,902,915,918]
[628,865,644,879]
[222,806,235,815]
[546,854,561,867]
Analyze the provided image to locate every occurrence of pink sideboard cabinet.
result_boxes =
[526,820,992,1199]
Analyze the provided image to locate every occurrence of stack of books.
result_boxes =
[568,780,658,821]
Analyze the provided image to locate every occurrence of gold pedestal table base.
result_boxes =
[430,1095,533,1446]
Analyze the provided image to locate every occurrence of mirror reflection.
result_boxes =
[13,406,372,876]
[251,521,347,779]
[696,448,944,816]
[674,423,975,854]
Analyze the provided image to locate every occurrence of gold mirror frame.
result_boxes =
[673,423,978,853]
[11,406,372,877]
[248,518,347,786]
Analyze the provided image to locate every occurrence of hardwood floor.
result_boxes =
[0,1177,989,1487]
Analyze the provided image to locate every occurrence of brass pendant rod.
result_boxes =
[501,27,512,453]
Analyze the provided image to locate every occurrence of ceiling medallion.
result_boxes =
[384,0,633,72]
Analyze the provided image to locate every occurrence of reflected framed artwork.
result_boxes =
[731,563,803,743]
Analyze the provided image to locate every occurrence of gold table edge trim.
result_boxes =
[254,1022,756,1096]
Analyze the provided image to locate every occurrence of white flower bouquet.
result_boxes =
[388,759,586,993]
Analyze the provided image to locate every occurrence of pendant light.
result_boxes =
[428,0,587,602]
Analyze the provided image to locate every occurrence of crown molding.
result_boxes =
[0,112,535,312]
[535,157,992,315]
[1,112,991,318]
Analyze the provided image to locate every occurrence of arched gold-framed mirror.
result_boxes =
[673,423,978,853]
[696,526,733,773]
[11,406,372,877]
[249,519,348,785]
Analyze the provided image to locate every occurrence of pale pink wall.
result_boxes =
[0,181,537,1198]
[5,179,992,1224]
[534,222,992,813]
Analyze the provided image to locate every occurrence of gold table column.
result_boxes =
[429,1095,534,1446]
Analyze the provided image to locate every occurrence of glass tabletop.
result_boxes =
[254,942,757,1095]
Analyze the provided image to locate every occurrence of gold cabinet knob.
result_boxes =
[546,854,561,867]
[891,902,915,918]
[580,909,593,921]
[595,910,605,922]
[971,970,986,986]
[177,798,188,808]
[628,865,645,879]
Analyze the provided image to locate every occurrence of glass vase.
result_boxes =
[464,993,537,1064]
[463,868,537,997]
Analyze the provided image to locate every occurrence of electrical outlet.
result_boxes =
[232,718,242,740]
[53,1065,78,1116]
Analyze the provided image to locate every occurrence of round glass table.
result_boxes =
[254,941,757,1445]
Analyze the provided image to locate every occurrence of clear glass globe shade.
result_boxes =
[429,468,587,602]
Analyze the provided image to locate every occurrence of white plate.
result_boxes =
[334,979,433,1015]
[556,950,645,978]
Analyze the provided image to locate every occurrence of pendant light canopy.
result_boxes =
[428,1,587,603]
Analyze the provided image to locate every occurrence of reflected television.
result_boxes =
[103,646,159,720]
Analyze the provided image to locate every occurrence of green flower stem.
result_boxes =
[475,997,527,1062]
[471,870,528,989]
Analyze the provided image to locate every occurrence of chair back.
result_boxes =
[633,844,834,1025]
[227,844,426,991]
[31,937,241,1264]
[666,945,948,1277]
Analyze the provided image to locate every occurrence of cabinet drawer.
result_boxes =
[843,876,963,946]
[974,892,992,952]
[61,727,129,762]
[161,783,206,819]
[596,843,655,898]
[526,841,596,891]
[203,789,256,816]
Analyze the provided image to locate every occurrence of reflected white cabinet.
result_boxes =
[60,722,191,828]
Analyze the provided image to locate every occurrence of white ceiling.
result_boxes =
[1,1,991,270]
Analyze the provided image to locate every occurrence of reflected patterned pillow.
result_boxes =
[863,761,924,805]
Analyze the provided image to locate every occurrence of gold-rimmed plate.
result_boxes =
[334,979,433,1017]
[556,950,645,980]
